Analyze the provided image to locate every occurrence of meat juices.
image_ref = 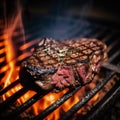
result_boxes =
[19,38,108,92]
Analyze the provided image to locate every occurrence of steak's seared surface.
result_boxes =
[19,38,108,92]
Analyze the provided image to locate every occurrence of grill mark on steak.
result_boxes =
[19,38,108,92]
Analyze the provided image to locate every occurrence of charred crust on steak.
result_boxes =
[19,38,108,92]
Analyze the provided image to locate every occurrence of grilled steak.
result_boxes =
[19,38,108,92]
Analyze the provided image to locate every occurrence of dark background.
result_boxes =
[0,0,120,23]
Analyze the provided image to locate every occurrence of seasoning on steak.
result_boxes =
[19,38,108,92]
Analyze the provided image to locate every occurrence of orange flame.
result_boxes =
[1,31,100,119]
[1,30,99,120]
[0,2,99,119]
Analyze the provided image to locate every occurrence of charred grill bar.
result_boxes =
[2,91,51,119]
[0,87,28,112]
[60,71,116,120]
[0,64,119,120]
[0,79,20,96]
[0,61,119,120]
[85,78,120,120]
[33,86,82,120]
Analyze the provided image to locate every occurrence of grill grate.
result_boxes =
[60,71,116,120]
[85,78,120,120]
[0,87,28,112]
[0,15,120,120]
[33,86,81,120]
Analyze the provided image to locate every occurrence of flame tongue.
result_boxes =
[1,33,99,119]
[1,5,99,119]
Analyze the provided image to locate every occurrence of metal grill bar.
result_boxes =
[60,71,116,120]
[0,87,28,112]
[85,79,120,120]
[102,62,120,74]
[108,39,119,52]
[109,50,120,63]
[33,86,81,120]
[2,91,49,119]
[0,79,20,96]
